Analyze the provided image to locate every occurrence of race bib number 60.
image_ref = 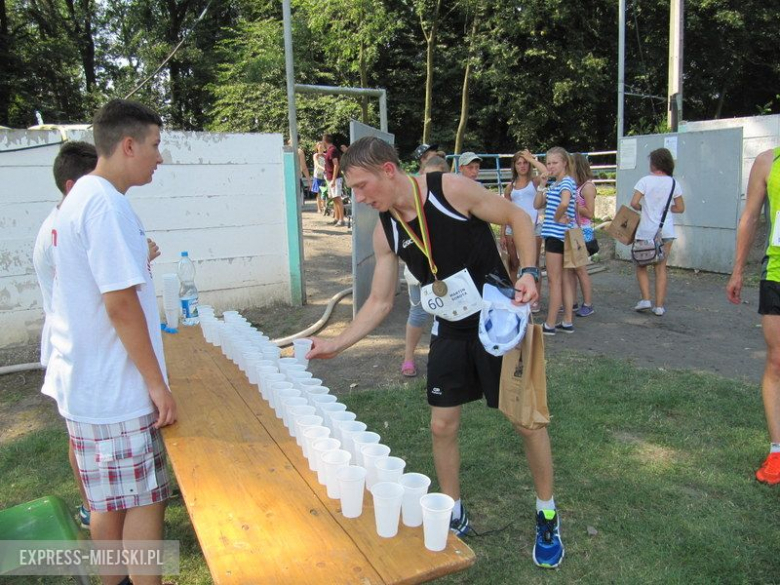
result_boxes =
[420,268,482,321]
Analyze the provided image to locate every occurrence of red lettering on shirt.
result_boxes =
[51,228,57,247]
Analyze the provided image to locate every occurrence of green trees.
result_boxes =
[0,0,777,154]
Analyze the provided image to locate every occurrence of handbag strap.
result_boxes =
[658,178,676,231]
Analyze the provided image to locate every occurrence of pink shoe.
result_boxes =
[401,360,417,377]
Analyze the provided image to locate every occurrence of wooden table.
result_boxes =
[162,327,475,584]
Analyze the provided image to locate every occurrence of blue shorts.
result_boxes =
[407,283,430,328]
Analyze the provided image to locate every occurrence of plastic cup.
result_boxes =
[319,402,347,429]
[310,394,338,416]
[293,338,313,366]
[337,466,367,518]
[222,310,240,321]
[327,411,357,439]
[164,308,179,330]
[287,404,315,435]
[274,387,301,419]
[295,415,323,452]
[287,370,313,387]
[352,431,381,465]
[337,421,367,457]
[261,345,281,364]
[296,377,323,393]
[282,399,310,431]
[268,380,294,412]
[302,426,330,470]
[278,357,300,375]
[303,385,329,404]
[361,443,391,490]
[371,482,404,538]
[313,438,341,485]
[399,473,431,527]
[260,371,284,404]
[375,456,406,485]
[421,493,455,551]
[321,449,352,499]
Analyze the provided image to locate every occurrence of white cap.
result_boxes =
[478,283,531,357]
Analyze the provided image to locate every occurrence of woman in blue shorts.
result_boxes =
[535,146,577,335]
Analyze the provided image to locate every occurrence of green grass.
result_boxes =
[2,354,778,584]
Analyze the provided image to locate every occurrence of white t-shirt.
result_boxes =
[633,174,683,240]
[32,206,59,367]
[42,175,166,424]
[506,180,538,235]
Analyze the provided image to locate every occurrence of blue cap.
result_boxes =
[181,251,188,257]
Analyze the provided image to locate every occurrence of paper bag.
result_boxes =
[563,227,589,268]
[607,205,640,245]
[498,323,549,430]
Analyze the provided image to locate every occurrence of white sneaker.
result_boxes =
[634,299,652,312]
[652,306,666,316]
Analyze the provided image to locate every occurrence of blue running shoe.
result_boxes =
[78,504,91,529]
[533,509,564,568]
[450,503,474,537]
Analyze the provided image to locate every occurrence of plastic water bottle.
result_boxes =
[177,251,199,325]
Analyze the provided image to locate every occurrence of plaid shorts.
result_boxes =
[66,413,171,513]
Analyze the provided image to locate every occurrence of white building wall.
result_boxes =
[0,129,289,349]
[680,114,780,196]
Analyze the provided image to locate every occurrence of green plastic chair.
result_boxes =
[0,495,90,583]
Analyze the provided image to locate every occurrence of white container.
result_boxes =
[371,482,405,538]
[327,411,357,439]
[312,438,341,485]
[302,426,331,470]
[361,443,391,490]
[292,338,313,367]
[287,404,316,437]
[375,456,406,484]
[295,415,324,454]
[337,466,367,518]
[310,394,338,416]
[274,388,301,419]
[281,398,309,430]
[336,421,367,457]
[351,431,381,466]
[399,473,431,527]
[320,449,352,499]
[421,493,455,552]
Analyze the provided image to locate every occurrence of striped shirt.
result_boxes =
[541,176,577,241]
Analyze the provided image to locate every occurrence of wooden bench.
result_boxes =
[162,327,475,584]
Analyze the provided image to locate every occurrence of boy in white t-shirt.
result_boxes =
[33,141,99,529]
[42,99,176,585]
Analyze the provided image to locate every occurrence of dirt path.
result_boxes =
[0,201,765,444]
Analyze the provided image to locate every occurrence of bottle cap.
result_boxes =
[181,251,189,257]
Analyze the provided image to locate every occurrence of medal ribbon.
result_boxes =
[390,176,439,279]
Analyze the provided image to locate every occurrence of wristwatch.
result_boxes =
[519,267,540,282]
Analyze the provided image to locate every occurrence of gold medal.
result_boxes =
[432,279,448,297]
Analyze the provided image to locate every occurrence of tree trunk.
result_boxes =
[0,0,10,124]
[454,16,478,155]
[421,0,441,144]
[64,0,97,93]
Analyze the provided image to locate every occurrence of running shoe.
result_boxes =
[78,504,90,529]
[555,323,574,334]
[634,299,652,312]
[533,509,564,569]
[542,323,556,336]
[576,304,595,317]
[652,306,666,317]
[450,503,474,537]
[756,453,780,485]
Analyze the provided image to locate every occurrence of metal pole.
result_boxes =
[379,91,387,133]
[282,0,305,303]
[668,0,683,129]
[617,0,625,144]
[295,84,388,134]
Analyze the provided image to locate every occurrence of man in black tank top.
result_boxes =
[308,137,565,569]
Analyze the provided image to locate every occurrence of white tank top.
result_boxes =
[506,180,538,235]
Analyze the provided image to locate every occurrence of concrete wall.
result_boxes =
[680,114,780,196]
[0,129,290,349]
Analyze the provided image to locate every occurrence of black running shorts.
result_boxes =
[544,237,564,255]
[426,335,502,408]
[759,280,780,315]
